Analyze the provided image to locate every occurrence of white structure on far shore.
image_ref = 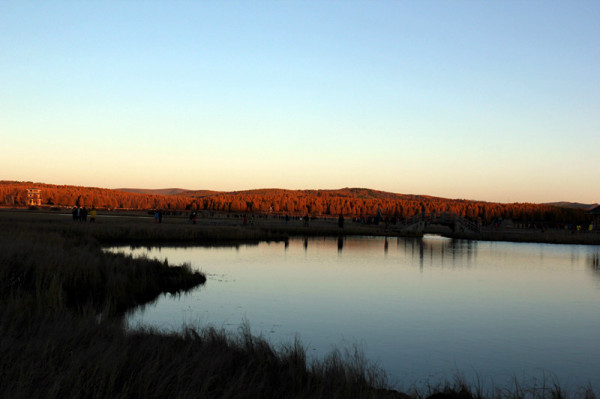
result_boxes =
[27,188,42,206]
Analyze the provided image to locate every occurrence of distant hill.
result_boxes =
[545,202,599,211]
[117,188,189,196]
[178,189,226,197]
[123,187,443,202]
[117,188,224,197]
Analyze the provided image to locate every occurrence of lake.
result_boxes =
[108,235,600,392]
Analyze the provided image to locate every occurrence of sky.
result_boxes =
[1,1,599,204]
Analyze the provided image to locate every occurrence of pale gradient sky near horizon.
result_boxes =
[1,1,599,204]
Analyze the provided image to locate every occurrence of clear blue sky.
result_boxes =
[1,1,598,203]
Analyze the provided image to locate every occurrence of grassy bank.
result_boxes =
[450,228,600,245]
[0,209,291,245]
[4,208,599,245]
[1,210,597,398]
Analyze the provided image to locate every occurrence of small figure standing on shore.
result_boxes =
[90,207,97,223]
[338,214,344,229]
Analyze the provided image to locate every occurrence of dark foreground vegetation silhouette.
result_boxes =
[1,213,597,398]
[1,180,588,224]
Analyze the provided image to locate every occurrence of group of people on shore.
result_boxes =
[72,206,96,222]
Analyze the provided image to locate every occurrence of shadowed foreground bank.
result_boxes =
[0,212,597,398]
[1,309,397,399]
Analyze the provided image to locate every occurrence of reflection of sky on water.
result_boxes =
[108,237,600,392]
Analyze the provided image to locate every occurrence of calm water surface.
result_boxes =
[109,236,600,391]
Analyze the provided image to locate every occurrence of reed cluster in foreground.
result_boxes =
[1,307,398,399]
[0,211,597,398]
[0,225,206,314]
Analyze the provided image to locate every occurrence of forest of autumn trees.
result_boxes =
[0,181,589,224]
[0,181,191,211]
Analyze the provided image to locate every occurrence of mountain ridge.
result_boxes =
[543,202,599,211]
[118,187,456,202]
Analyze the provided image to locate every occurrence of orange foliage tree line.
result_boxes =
[0,181,191,211]
[0,182,586,224]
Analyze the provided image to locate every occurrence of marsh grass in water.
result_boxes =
[0,227,205,314]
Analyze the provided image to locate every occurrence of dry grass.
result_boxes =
[0,307,398,399]
[0,224,205,314]
[0,209,405,245]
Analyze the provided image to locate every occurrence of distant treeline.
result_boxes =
[0,181,588,223]
[1,181,193,211]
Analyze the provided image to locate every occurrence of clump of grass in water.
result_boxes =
[0,227,206,314]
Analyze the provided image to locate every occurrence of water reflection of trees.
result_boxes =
[398,236,478,268]
[585,251,600,289]
[296,235,477,264]
[589,251,600,274]
[590,252,600,271]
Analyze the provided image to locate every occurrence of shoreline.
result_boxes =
[2,208,598,246]
[446,227,600,246]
